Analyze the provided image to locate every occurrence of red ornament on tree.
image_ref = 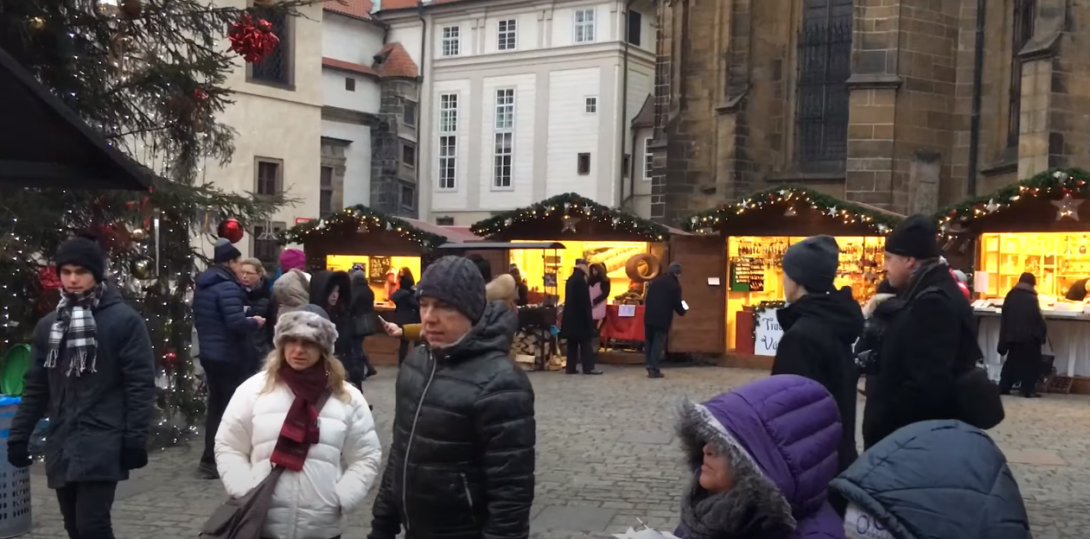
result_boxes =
[162,351,179,369]
[228,13,280,64]
[218,218,245,244]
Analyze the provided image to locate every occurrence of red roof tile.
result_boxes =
[379,0,466,11]
[322,57,379,76]
[373,42,418,79]
[324,0,373,20]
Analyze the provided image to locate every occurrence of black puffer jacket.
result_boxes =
[368,302,535,539]
[771,287,864,476]
[10,287,156,489]
[309,270,354,357]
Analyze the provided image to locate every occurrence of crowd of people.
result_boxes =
[3,216,1040,539]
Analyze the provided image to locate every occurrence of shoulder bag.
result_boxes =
[200,392,332,539]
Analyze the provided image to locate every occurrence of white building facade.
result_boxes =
[378,0,657,225]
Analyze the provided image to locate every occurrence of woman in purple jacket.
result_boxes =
[675,374,845,539]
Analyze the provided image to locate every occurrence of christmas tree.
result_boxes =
[0,0,312,448]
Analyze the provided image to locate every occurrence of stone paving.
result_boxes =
[18,365,1090,538]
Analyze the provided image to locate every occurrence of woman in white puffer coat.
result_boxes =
[216,305,381,539]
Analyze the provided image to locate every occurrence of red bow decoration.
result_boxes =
[228,14,280,64]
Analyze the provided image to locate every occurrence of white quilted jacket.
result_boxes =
[215,372,382,539]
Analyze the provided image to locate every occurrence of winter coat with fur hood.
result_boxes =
[215,371,382,539]
[267,269,311,347]
[675,375,845,539]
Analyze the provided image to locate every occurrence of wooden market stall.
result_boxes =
[470,193,702,364]
[279,205,471,364]
[937,168,1090,393]
[681,186,903,367]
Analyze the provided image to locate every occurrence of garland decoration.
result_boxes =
[681,186,902,234]
[279,205,446,248]
[470,193,670,241]
[935,168,1090,232]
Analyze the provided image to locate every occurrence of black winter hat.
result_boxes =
[214,238,242,264]
[782,235,840,293]
[55,236,107,283]
[884,215,941,259]
[417,256,487,324]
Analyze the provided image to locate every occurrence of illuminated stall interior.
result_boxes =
[684,186,902,352]
[509,240,651,303]
[325,255,422,305]
[976,233,1090,300]
[725,235,886,348]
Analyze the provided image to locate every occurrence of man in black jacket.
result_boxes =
[998,272,1047,398]
[643,262,686,378]
[771,235,863,514]
[561,259,601,375]
[369,256,535,539]
[862,215,980,449]
[8,237,156,539]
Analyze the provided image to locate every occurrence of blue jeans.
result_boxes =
[645,327,668,371]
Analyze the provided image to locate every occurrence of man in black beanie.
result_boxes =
[8,237,156,539]
[771,235,863,514]
[862,215,982,448]
[191,238,265,478]
[370,256,535,539]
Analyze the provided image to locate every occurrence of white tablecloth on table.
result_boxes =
[977,315,1090,380]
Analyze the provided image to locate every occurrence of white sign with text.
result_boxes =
[754,308,783,356]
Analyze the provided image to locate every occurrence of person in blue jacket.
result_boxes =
[192,239,266,479]
[831,420,1032,539]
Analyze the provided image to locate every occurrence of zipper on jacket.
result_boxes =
[460,472,475,513]
[401,350,437,533]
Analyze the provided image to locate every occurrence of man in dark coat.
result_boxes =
[561,259,600,375]
[368,256,535,539]
[192,240,265,478]
[770,235,864,515]
[8,237,156,539]
[998,272,1048,398]
[862,215,980,449]
[349,267,378,383]
[643,262,686,378]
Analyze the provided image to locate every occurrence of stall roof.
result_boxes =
[437,242,566,250]
[0,47,152,190]
[398,219,482,243]
[470,193,672,241]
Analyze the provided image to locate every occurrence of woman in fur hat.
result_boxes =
[216,307,381,539]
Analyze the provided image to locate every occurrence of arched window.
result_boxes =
[795,0,853,168]
[1008,0,1036,147]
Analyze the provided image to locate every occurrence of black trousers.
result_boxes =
[56,481,117,539]
[1000,342,1042,396]
[201,360,252,464]
[565,338,595,373]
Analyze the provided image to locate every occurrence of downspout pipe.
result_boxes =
[966,0,986,197]
[618,0,636,209]
[417,1,427,216]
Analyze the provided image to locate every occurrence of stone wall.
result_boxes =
[371,79,420,217]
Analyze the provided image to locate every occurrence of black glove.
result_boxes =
[997,343,1008,356]
[122,441,148,470]
[6,441,31,468]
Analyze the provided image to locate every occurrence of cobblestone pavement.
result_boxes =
[20,365,1090,538]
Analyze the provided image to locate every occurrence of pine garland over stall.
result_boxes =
[471,193,670,241]
[279,205,447,249]
[935,168,1090,231]
[682,186,902,235]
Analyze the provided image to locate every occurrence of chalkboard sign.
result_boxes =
[369,256,391,284]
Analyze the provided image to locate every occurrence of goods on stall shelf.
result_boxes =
[510,240,652,303]
[325,255,422,305]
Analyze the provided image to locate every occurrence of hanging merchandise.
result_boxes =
[218,217,245,243]
[228,13,280,63]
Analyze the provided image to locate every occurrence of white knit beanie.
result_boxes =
[274,309,338,356]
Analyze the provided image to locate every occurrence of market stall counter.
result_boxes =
[682,186,903,367]
[279,205,474,365]
[938,169,1090,392]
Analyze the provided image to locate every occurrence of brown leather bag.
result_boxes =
[200,393,331,539]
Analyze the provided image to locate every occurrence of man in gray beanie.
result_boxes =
[771,235,863,515]
[369,256,535,539]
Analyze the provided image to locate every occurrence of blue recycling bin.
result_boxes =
[0,396,32,538]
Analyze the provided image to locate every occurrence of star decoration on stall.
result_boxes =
[561,215,581,233]
[985,199,999,213]
[784,207,797,217]
[1052,193,1083,221]
[827,206,838,217]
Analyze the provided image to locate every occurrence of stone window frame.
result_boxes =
[254,157,284,197]
[247,3,295,90]
[1007,0,1037,148]
[585,96,598,114]
[791,0,852,173]
[577,153,592,175]
[437,92,459,192]
[493,88,516,191]
[643,137,653,181]
[574,8,596,43]
[498,19,518,51]
[442,26,461,57]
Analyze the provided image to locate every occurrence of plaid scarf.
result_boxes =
[44,284,105,377]
[270,363,329,471]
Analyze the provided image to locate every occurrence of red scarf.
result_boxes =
[270,363,329,471]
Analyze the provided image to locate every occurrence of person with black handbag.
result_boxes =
[349,266,378,384]
[998,272,1048,398]
[209,306,381,539]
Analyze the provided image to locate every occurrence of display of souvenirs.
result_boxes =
[728,236,885,301]
[729,257,765,292]
[979,232,1090,298]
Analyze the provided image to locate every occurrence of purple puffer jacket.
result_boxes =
[675,374,845,539]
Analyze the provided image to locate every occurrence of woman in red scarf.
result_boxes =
[215,305,381,539]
